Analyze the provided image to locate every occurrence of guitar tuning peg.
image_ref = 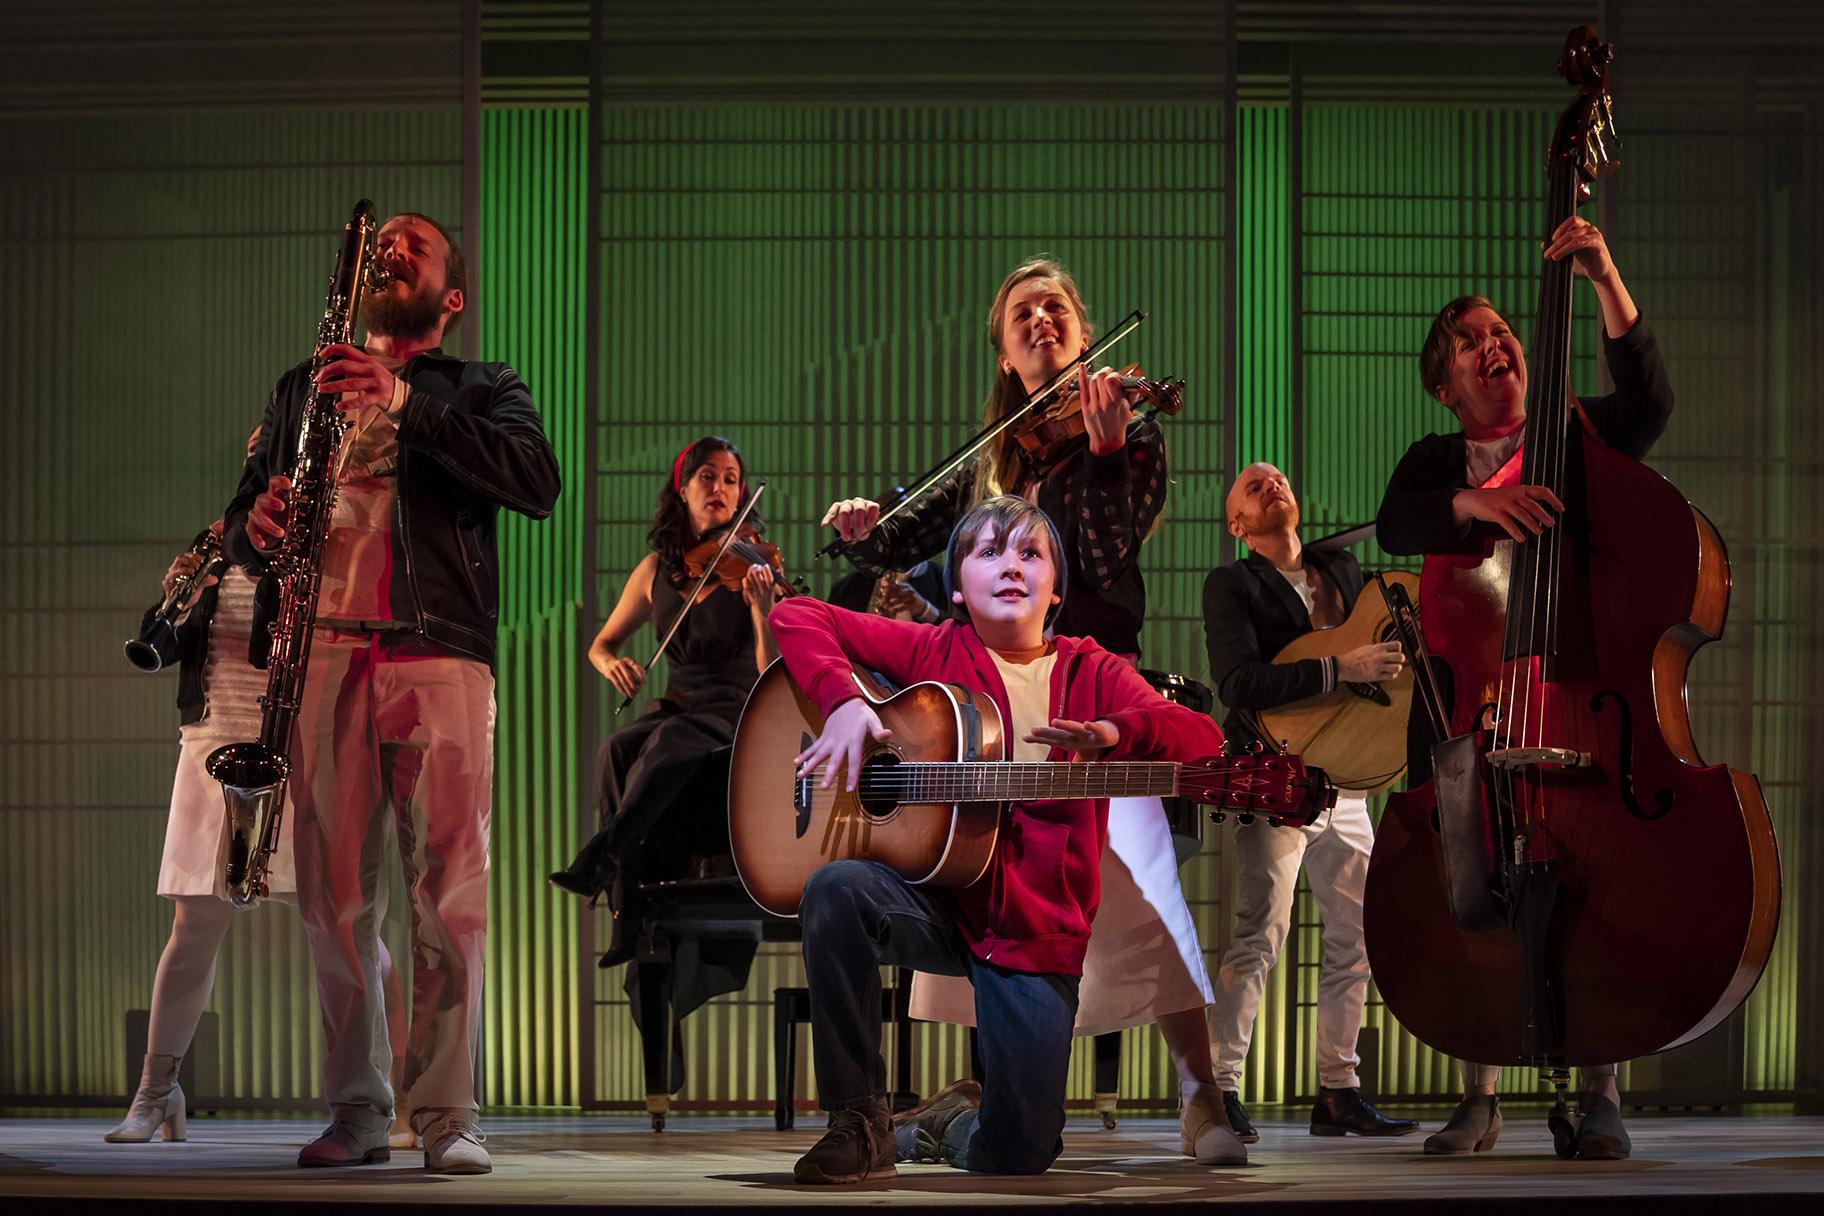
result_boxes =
[1278,739,1290,755]
[1237,813,1257,826]
[1208,810,1226,825]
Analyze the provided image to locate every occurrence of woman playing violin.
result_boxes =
[823,257,1167,657]
[551,436,783,968]
[821,260,1245,1166]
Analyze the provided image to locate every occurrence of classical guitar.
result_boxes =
[1250,570,1419,794]
[729,659,1335,916]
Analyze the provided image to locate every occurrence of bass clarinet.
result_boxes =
[206,201,390,907]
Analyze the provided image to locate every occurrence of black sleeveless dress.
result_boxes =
[596,558,759,850]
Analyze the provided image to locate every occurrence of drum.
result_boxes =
[1139,669,1216,864]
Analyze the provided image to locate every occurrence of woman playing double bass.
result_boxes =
[823,258,1246,1166]
[1376,216,1668,1160]
[550,436,783,968]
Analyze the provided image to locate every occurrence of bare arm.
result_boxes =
[588,554,659,698]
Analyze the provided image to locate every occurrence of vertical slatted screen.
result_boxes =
[479,105,589,1109]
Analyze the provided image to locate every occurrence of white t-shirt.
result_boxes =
[1466,430,1524,489]
[987,649,1059,762]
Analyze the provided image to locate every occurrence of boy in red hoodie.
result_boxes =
[775,496,1225,1183]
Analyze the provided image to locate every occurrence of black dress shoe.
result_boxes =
[1221,1091,1259,1144]
[1310,1087,1420,1137]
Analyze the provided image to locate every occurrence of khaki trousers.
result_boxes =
[291,629,495,1131]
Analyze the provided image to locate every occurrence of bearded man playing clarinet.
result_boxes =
[222,212,560,1174]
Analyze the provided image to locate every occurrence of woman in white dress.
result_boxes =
[822,258,1241,1165]
[105,523,411,1147]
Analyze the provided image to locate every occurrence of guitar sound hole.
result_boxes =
[858,751,902,818]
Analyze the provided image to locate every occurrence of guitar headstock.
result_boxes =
[1178,745,1338,828]
[1550,26,1621,201]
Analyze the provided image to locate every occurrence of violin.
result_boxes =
[1012,362,1185,468]
[817,309,1173,559]
[681,520,801,604]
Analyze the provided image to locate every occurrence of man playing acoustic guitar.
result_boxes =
[773,495,1225,1184]
[1201,463,1419,1144]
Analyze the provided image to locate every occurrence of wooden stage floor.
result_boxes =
[3,1107,1821,1213]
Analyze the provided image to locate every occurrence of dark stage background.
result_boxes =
[2,0,1819,1116]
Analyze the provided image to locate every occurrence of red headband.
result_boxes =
[672,441,746,498]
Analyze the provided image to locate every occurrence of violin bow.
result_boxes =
[816,309,1148,559]
[615,481,769,716]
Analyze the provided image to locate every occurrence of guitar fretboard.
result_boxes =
[873,762,1181,802]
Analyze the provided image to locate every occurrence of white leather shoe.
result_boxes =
[1180,1083,1248,1165]
[104,1055,187,1143]
[422,1114,491,1175]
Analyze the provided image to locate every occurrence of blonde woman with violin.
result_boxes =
[550,436,783,968]
[822,259,1244,1166]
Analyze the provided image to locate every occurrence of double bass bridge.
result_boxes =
[1486,746,1591,770]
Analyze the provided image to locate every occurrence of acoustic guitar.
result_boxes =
[729,659,1335,916]
[1249,571,1418,794]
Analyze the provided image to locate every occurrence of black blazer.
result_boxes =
[1202,546,1365,745]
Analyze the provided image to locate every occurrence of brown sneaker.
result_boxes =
[794,1099,896,1185]
[893,1078,983,1162]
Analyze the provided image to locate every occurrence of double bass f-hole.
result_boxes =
[1589,689,1675,821]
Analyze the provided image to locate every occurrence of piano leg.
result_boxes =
[1092,1031,1122,1129]
[889,967,918,1113]
[638,959,671,1130]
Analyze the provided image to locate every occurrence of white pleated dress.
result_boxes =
[156,568,298,900]
[908,651,1213,1035]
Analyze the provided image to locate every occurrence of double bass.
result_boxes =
[1362,29,1781,1080]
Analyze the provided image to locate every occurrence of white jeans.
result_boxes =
[1209,792,1373,1092]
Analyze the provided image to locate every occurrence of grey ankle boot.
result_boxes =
[1424,1093,1500,1154]
[105,1054,187,1143]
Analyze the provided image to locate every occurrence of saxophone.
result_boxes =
[125,528,226,672]
[206,201,391,907]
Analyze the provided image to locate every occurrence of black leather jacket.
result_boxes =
[222,349,561,668]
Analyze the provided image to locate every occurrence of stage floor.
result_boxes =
[2,1108,1821,1213]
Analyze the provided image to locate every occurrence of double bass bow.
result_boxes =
[1361,26,1780,1098]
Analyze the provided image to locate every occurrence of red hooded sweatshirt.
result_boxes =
[769,596,1225,977]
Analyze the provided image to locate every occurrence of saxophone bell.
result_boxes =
[206,741,291,909]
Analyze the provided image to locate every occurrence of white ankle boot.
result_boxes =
[104,1054,187,1143]
[1180,1082,1248,1165]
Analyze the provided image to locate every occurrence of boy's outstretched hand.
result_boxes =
[1026,718,1119,760]
[795,698,894,792]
